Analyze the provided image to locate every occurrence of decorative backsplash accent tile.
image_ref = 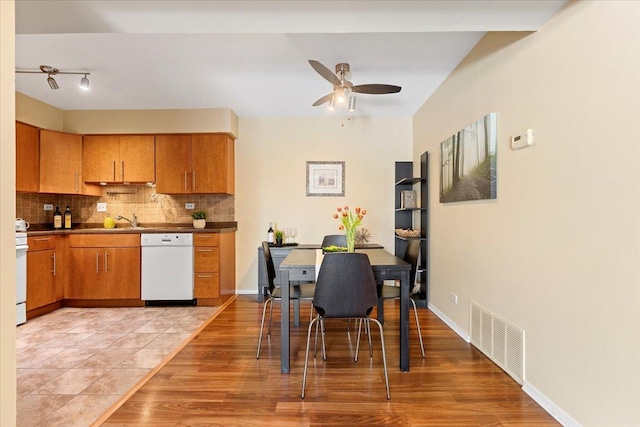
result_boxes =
[16,185,234,226]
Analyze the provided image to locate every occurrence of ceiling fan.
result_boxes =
[308,59,401,111]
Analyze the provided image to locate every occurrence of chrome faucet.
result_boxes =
[116,214,138,228]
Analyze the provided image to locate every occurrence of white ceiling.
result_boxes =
[15,1,568,118]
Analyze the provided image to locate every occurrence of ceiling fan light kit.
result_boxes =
[16,65,91,91]
[308,59,401,117]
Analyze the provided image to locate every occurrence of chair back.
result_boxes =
[321,234,347,248]
[404,239,420,285]
[313,253,378,318]
[262,241,277,295]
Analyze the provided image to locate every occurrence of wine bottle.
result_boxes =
[64,206,72,229]
[267,222,274,243]
[53,206,62,229]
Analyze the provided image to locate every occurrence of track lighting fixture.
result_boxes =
[80,74,90,90]
[16,65,91,91]
[47,74,59,90]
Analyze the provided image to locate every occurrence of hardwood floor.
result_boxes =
[102,295,558,426]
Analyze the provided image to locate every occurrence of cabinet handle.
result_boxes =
[121,160,125,181]
[197,274,213,278]
[197,249,214,252]
[75,172,79,193]
[197,234,213,238]
[105,250,109,273]
[34,237,51,242]
[113,160,116,181]
[51,253,56,275]
[184,171,188,191]
[96,251,100,273]
[192,170,196,190]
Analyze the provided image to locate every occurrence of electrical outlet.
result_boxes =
[44,204,53,211]
[450,292,458,304]
[97,203,107,212]
[185,203,195,210]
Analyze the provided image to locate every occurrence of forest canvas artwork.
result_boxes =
[439,113,497,203]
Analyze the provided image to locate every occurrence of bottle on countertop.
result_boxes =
[53,206,62,229]
[64,206,72,229]
[267,222,274,244]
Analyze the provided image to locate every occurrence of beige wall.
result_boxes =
[413,2,640,426]
[235,116,412,292]
[63,108,238,137]
[16,92,64,131]
[0,1,16,425]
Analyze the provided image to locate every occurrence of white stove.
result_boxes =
[16,232,28,325]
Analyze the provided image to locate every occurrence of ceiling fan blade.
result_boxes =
[352,84,402,94]
[309,60,341,86]
[312,93,334,107]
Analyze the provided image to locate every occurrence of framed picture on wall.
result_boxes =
[306,161,345,196]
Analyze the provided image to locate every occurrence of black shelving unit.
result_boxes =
[394,152,428,306]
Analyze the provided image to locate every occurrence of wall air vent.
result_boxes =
[470,301,525,385]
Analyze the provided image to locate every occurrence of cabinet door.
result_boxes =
[40,130,83,194]
[195,273,220,299]
[194,247,220,272]
[103,247,140,299]
[67,248,105,299]
[83,135,120,183]
[191,134,234,194]
[16,122,40,192]
[26,249,56,310]
[120,135,155,183]
[155,135,192,194]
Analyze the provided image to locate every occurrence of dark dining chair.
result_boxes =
[301,252,390,400]
[378,239,425,357]
[321,234,347,248]
[256,241,315,359]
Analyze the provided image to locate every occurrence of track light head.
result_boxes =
[80,74,90,91]
[47,75,59,90]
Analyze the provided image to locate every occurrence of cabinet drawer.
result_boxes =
[27,236,56,251]
[193,233,219,247]
[69,234,140,248]
[194,247,220,272]
[195,273,220,298]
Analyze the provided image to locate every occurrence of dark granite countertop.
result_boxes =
[26,222,237,236]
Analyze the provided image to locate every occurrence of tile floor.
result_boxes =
[16,305,219,427]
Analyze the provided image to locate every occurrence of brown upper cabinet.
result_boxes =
[155,133,234,194]
[16,122,40,193]
[83,135,155,183]
[39,130,101,196]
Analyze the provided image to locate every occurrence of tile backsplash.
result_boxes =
[16,185,234,226]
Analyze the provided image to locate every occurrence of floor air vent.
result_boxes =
[470,301,525,384]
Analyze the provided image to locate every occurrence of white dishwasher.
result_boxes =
[141,233,194,303]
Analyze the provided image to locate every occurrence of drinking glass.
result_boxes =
[291,227,298,243]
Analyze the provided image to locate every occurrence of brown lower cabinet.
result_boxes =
[67,234,141,300]
[26,236,64,312]
[193,231,235,306]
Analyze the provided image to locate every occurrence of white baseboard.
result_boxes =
[235,290,257,295]
[427,302,469,342]
[522,382,581,427]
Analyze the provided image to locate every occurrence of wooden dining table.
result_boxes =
[278,248,412,373]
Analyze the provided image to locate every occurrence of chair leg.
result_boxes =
[355,318,361,362]
[256,297,273,359]
[410,297,425,358]
[267,298,275,335]
[301,317,320,399]
[369,317,391,400]
[320,319,327,360]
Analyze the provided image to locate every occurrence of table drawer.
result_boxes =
[285,269,315,281]
[194,247,220,272]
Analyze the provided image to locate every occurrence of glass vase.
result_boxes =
[346,227,356,252]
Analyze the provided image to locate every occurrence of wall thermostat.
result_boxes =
[511,129,534,150]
